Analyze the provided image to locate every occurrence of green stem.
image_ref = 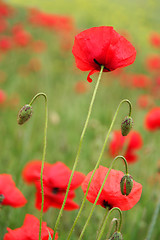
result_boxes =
[52,66,104,240]
[29,93,48,240]
[79,156,127,240]
[127,99,132,117]
[97,207,109,238]
[67,99,131,240]
[97,207,122,240]
[146,194,160,240]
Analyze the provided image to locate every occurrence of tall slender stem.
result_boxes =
[97,207,122,240]
[29,93,48,240]
[52,66,104,239]
[146,194,160,240]
[67,99,131,240]
[78,156,127,240]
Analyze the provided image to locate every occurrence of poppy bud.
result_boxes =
[17,104,32,125]
[121,116,133,136]
[110,231,123,240]
[120,174,133,196]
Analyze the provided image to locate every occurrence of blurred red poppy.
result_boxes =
[0,89,6,104]
[72,26,136,82]
[0,1,13,18]
[130,74,151,89]
[0,174,27,207]
[150,32,160,48]
[145,107,160,131]
[13,29,31,47]
[137,95,154,109]
[82,166,142,210]
[22,160,85,211]
[29,8,74,32]
[146,55,160,72]
[4,214,58,240]
[0,36,12,51]
[109,130,143,163]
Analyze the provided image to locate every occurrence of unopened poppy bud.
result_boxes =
[17,104,32,125]
[120,174,133,196]
[121,116,133,136]
[110,231,123,240]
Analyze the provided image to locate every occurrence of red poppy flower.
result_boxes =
[130,74,151,89]
[0,36,12,51]
[150,32,160,48]
[109,130,143,163]
[22,160,85,211]
[137,95,154,109]
[4,214,58,240]
[0,1,13,18]
[145,107,160,131]
[146,55,160,72]
[0,89,6,104]
[13,29,31,47]
[72,26,136,82]
[0,174,27,207]
[82,166,142,210]
[29,9,74,32]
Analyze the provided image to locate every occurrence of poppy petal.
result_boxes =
[82,166,142,211]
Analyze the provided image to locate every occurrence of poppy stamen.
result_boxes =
[93,59,110,71]
[52,187,59,194]
[102,200,112,209]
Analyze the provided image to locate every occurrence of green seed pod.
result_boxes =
[121,116,133,136]
[120,174,133,196]
[17,104,32,125]
[110,231,123,240]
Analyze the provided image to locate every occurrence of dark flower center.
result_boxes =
[0,194,5,203]
[102,200,112,209]
[52,188,59,194]
[93,59,110,71]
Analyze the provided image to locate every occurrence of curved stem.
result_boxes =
[52,66,104,240]
[125,99,132,117]
[146,194,160,240]
[67,99,131,240]
[78,156,126,239]
[96,207,109,238]
[30,93,48,240]
[105,218,119,239]
[97,207,122,240]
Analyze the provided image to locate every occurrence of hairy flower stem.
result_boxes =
[78,156,127,240]
[97,207,109,238]
[97,207,122,240]
[67,99,131,240]
[106,218,119,240]
[146,194,160,240]
[52,66,104,240]
[29,93,48,240]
